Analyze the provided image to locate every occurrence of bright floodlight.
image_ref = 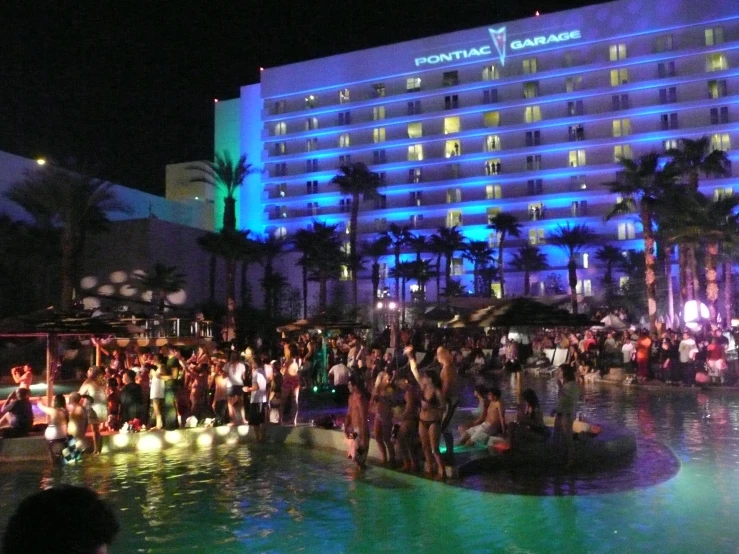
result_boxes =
[684,300,710,323]
[36,158,46,166]
[376,301,384,309]
[388,302,397,310]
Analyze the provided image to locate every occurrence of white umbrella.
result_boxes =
[600,314,626,329]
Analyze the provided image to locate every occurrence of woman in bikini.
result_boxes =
[38,394,68,463]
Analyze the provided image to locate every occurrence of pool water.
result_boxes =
[1,377,738,553]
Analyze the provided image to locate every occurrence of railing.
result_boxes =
[122,318,214,339]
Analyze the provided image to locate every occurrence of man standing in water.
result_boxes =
[345,375,369,468]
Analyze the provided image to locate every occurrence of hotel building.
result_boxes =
[215,0,739,306]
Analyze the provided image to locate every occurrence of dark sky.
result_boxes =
[1,0,604,195]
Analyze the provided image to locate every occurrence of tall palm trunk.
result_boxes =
[445,252,453,292]
[435,255,442,302]
[318,274,328,313]
[240,260,249,307]
[724,259,733,325]
[679,244,689,305]
[665,246,675,328]
[689,245,700,306]
[301,265,309,318]
[371,262,380,303]
[706,242,720,322]
[401,276,407,326]
[498,233,507,298]
[641,210,658,330]
[263,261,274,320]
[349,194,360,310]
[226,258,236,327]
[394,248,401,300]
[568,258,578,314]
[60,233,75,311]
[208,254,216,303]
[524,270,531,296]
[224,197,237,231]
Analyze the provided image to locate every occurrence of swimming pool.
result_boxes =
[1,377,737,553]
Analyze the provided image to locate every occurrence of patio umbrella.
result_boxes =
[600,314,627,329]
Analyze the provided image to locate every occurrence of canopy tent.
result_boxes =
[599,314,627,330]
[444,298,598,329]
[276,313,370,333]
[416,305,470,326]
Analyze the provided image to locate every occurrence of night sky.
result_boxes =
[1,0,605,195]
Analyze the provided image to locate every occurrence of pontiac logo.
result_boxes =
[488,27,507,66]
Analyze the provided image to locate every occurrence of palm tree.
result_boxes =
[238,233,259,307]
[6,163,128,311]
[407,233,427,261]
[427,232,445,302]
[389,260,415,325]
[596,245,623,299]
[666,136,732,192]
[362,235,392,304]
[431,226,466,297]
[255,235,286,321]
[330,163,383,309]
[548,224,595,314]
[136,263,186,315]
[510,245,549,296]
[604,152,678,329]
[193,151,257,231]
[463,240,496,296]
[409,259,435,303]
[488,213,521,298]
[383,223,412,300]
[293,225,319,318]
[196,232,221,303]
[304,222,346,313]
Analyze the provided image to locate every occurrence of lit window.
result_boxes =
[373,106,385,121]
[582,253,589,269]
[705,27,724,46]
[305,138,317,152]
[663,139,679,151]
[446,187,462,203]
[339,88,350,103]
[568,100,584,116]
[485,159,501,176]
[407,122,423,139]
[708,80,728,99]
[714,187,734,200]
[489,231,501,247]
[572,200,588,216]
[444,116,460,134]
[372,83,386,98]
[711,133,731,151]
[305,117,318,131]
[614,145,633,161]
[409,168,422,183]
[483,111,500,127]
[409,191,423,206]
[609,44,627,61]
[610,69,629,86]
[340,265,350,281]
[523,81,539,99]
[408,144,424,161]
[655,34,673,52]
[486,207,502,224]
[569,149,586,167]
[406,77,422,92]
[529,229,545,245]
[523,58,538,74]
[486,185,502,200]
[373,127,386,143]
[275,141,286,155]
[485,135,501,152]
[446,210,463,228]
[445,140,461,158]
[619,276,630,289]
[338,133,351,148]
[612,119,632,137]
[618,222,635,240]
[274,122,287,136]
[451,258,464,276]
[305,95,318,109]
[706,54,728,72]
[410,214,424,228]
[275,226,287,239]
[576,280,593,296]
[524,106,542,123]
[482,65,500,80]
[528,202,544,221]
[565,76,582,93]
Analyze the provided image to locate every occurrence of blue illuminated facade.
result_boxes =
[216,0,739,306]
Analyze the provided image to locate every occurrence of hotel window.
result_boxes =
[523,81,539,99]
[529,229,545,245]
[339,88,350,103]
[275,141,287,155]
[655,34,673,53]
[563,51,577,67]
[338,154,351,165]
[486,185,502,200]
[582,252,589,268]
[444,95,459,110]
[566,76,583,93]
[485,159,501,175]
[305,137,318,152]
[446,188,462,203]
[659,87,677,104]
[610,69,629,86]
[567,100,584,116]
[705,27,724,46]
[275,227,288,239]
[710,107,730,125]
[526,155,542,171]
[485,135,501,152]
[451,258,464,276]
[407,100,422,115]
[714,187,734,200]
[528,179,543,195]
[660,113,679,130]
[612,118,632,137]
[306,159,318,172]
[576,280,593,296]
[483,89,499,103]
[525,130,541,146]
[444,116,460,134]
[306,180,318,194]
[484,111,500,127]
[612,94,629,111]
[614,145,633,161]
[482,64,500,80]
[448,163,460,179]
[373,83,386,98]
[373,150,386,164]
[529,202,544,221]
[569,149,586,167]
[279,205,288,219]
[663,139,679,151]
[374,218,388,232]
[305,95,318,108]
[274,162,287,177]
[274,100,286,114]
[307,202,320,216]
[609,44,627,61]
[305,117,318,131]
[486,207,502,224]
[340,265,350,281]
[409,168,422,183]
[568,124,585,141]
[274,121,287,136]
[406,77,422,92]
[373,106,386,121]
[445,140,461,158]
[706,54,728,72]
[708,80,728,99]
[373,127,386,143]
[571,174,587,190]
[408,144,424,161]
[442,71,459,87]
[524,106,542,123]
[489,231,502,247]
[447,210,463,228]
[407,122,423,139]
[711,133,731,151]
[338,133,351,148]
[410,214,424,228]
[522,58,538,74]
[339,199,351,213]
[618,222,635,240]
[409,191,423,206]
[276,183,287,197]
[374,195,387,209]
[657,61,676,78]
[619,276,630,289]
[338,111,351,125]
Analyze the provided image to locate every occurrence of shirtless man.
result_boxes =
[345,375,369,468]
[69,393,101,455]
[459,387,506,446]
[11,364,33,390]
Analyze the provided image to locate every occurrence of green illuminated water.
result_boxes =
[1,378,738,553]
